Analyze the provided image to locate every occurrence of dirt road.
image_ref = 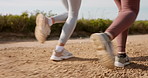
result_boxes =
[0,35,148,78]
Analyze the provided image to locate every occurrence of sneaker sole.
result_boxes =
[114,61,130,67]
[50,55,74,61]
[90,33,114,69]
[35,14,50,43]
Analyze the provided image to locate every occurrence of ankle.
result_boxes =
[105,32,113,40]
[118,52,126,54]
[48,17,54,26]
[51,17,55,24]
[117,52,127,58]
[55,45,64,52]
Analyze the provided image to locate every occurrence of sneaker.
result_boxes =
[90,33,115,69]
[35,14,51,43]
[114,55,130,67]
[50,49,73,61]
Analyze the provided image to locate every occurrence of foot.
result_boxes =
[90,33,115,69]
[35,14,51,43]
[50,49,73,61]
[114,54,130,67]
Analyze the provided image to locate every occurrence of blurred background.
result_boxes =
[0,0,148,20]
[0,0,148,41]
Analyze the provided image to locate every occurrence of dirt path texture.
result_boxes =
[0,35,148,78]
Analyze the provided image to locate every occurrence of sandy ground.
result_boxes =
[0,35,148,78]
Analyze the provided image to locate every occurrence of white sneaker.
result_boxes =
[90,33,115,69]
[50,49,73,61]
[35,14,51,43]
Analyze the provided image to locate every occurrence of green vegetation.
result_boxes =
[0,11,148,38]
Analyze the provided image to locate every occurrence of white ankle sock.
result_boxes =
[105,32,113,40]
[118,52,126,54]
[55,46,64,52]
[48,18,53,26]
